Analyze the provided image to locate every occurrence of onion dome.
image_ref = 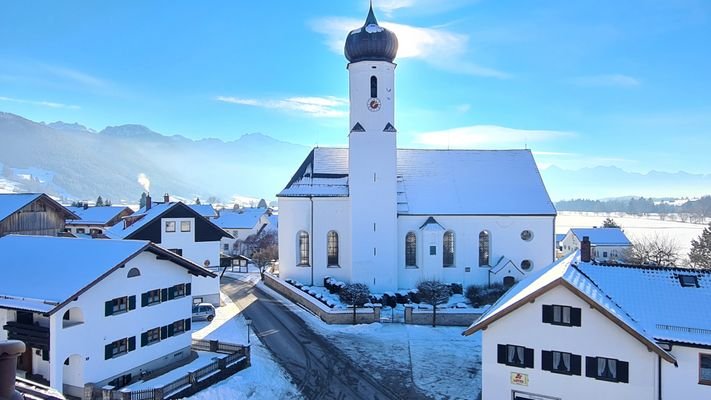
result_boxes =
[344,4,399,63]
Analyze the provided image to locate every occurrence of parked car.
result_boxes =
[192,303,216,322]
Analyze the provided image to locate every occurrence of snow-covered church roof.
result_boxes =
[569,227,631,246]
[278,147,556,216]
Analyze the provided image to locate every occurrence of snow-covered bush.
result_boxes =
[417,280,452,327]
[339,283,371,324]
[465,283,507,307]
[450,283,463,295]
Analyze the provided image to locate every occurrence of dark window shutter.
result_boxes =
[185,318,191,331]
[105,344,113,360]
[42,349,49,361]
[161,326,168,340]
[105,300,113,316]
[617,361,629,383]
[161,288,168,302]
[571,307,582,327]
[168,286,176,300]
[541,350,552,371]
[141,292,148,307]
[571,354,582,376]
[186,283,192,296]
[168,324,174,337]
[586,357,597,378]
[497,344,507,364]
[542,305,553,323]
[128,295,136,311]
[524,348,534,368]
[141,332,148,347]
[128,336,136,352]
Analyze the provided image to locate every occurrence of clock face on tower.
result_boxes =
[367,97,381,112]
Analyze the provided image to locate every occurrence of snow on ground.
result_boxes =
[257,280,483,400]
[185,280,302,400]
[123,351,225,391]
[557,211,706,256]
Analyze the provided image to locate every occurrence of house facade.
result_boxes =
[0,193,78,237]
[65,205,134,236]
[560,227,631,261]
[0,236,214,397]
[277,6,556,293]
[106,198,231,306]
[464,250,711,400]
[213,207,272,256]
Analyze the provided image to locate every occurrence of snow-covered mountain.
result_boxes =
[0,112,309,203]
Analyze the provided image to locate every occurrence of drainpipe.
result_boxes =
[310,196,314,286]
[658,355,662,400]
[0,340,25,400]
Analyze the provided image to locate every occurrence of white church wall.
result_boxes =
[278,197,314,285]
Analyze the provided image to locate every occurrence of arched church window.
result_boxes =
[405,232,417,267]
[298,231,310,266]
[443,231,455,267]
[479,231,490,266]
[327,231,339,266]
[371,76,378,98]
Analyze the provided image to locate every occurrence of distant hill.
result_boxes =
[0,112,309,203]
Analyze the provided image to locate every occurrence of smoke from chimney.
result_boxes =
[137,173,150,193]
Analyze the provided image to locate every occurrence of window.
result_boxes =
[76,228,85,234]
[105,296,136,316]
[169,248,183,256]
[127,267,141,278]
[497,344,534,368]
[327,231,339,266]
[370,75,378,98]
[443,231,455,267]
[520,260,533,271]
[141,289,162,307]
[679,274,699,288]
[165,221,176,232]
[429,245,436,255]
[141,327,161,347]
[169,283,188,299]
[586,356,629,383]
[542,305,581,327]
[542,350,581,375]
[298,231,310,265]
[405,232,417,267]
[603,251,608,258]
[167,318,191,337]
[701,354,711,385]
[479,231,490,266]
[520,230,533,241]
[104,337,135,360]
[172,320,185,335]
[180,220,191,232]
[223,243,229,251]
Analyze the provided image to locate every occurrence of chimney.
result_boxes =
[0,340,25,400]
[581,236,591,263]
[164,193,170,203]
[83,202,89,210]
[146,193,152,211]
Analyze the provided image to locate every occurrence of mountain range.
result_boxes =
[0,111,709,203]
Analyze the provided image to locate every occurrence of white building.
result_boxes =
[0,235,215,397]
[560,227,631,261]
[213,207,273,255]
[105,197,231,305]
[277,6,556,293]
[463,249,711,400]
[65,205,134,236]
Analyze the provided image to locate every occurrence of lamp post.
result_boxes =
[245,317,252,345]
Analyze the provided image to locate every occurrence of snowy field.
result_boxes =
[184,289,302,400]
[258,280,483,400]
[557,211,707,258]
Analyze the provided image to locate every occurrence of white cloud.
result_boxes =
[455,104,471,113]
[0,95,80,110]
[216,95,348,118]
[374,0,479,16]
[43,65,109,89]
[311,17,509,78]
[569,74,641,88]
[415,125,574,148]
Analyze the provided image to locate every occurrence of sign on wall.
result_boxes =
[511,372,529,386]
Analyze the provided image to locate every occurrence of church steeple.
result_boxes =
[344,3,399,64]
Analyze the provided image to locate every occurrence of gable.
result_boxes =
[124,203,229,243]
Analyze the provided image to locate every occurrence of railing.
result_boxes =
[161,375,190,397]
[656,324,711,335]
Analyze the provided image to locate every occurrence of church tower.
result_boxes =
[344,4,399,292]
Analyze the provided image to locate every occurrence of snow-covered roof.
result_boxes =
[0,235,214,315]
[66,206,132,225]
[570,227,631,246]
[105,203,173,239]
[463,252,677,364]
[213,208,268,229]
[279,148,556,215]
[0,193,78,223]
[190,204,218,218]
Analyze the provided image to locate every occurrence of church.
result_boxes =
[277,5,556,293]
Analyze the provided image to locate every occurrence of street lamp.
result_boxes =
[245,317,252,345]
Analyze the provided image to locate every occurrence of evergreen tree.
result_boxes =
[689,223,711,268]
[602,218,620,228]
[195,197,201,205]
[96,196,104,207]
[258,198,268,208]
[139,192,147,209]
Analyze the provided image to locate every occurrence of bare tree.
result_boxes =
[339,283,371,324]
[624,233,682,266]
[242,230,278,277]
[417,280,452,327]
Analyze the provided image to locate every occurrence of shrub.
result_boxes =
[408,289,421,304]
[450,283,463,295]
[381,293,397,308]
[465,283,508,307]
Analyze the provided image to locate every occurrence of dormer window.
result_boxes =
[679,274,699,288]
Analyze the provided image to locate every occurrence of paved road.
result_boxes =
[221,276,428,400]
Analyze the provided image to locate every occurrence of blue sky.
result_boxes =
[1,0,710,174]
